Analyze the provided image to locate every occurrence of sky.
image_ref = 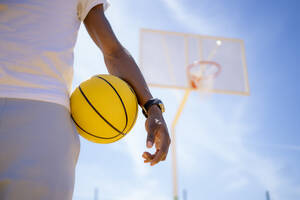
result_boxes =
[72,0,300,200]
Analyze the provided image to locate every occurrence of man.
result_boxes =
[0,0,170,199]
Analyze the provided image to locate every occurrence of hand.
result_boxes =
[142,105,171,166]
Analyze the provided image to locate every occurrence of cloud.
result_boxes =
[74,162,169,200]
[249,143,300,152]
[160,0,216,33]
[174,96,300,199]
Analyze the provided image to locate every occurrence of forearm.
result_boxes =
[84,4,170,166]
[103,47,152,106]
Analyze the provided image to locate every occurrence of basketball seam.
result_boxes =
[124,97,138,134]
[71,115,124,140]
[96,76,128,132]
[78,86,125,136]
[122,82,139,134]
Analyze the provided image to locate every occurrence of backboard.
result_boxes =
[139,28,250,96]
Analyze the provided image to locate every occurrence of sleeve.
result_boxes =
[77,0,110,21]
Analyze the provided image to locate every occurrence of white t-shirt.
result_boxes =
[0,0,109,110]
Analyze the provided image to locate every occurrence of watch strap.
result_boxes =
[142,98,164,118]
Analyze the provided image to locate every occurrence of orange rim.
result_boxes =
[186,61,222,89]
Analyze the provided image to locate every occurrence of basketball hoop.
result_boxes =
[186,60,222,89]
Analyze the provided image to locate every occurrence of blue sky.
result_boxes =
[72,0,300,199]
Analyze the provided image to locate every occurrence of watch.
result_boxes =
[142,98,165,118]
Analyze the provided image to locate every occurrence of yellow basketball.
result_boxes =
[70,74,138,144]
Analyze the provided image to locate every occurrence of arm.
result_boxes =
[84,4,170,166]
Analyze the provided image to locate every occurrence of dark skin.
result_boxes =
[84,5,171,166]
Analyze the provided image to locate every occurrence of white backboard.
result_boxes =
[139,28,250,96]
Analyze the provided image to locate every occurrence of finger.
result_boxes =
[144,159,152,163]
[150,149,165,166]
[158,130,171,159]
[161,138,170,160]
[160,144,170,162]
[143,150,159,160]
[161,154,167,161]
[150,129,170,165]
[142,152,154,163]
[142,152,153,160]
[145,119,156,148]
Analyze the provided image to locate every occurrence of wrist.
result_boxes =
[148,104,162,116]
[141,98,165,118]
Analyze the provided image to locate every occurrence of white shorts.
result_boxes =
[0,98,80,200]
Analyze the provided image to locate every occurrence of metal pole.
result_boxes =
[266,190,270,200]
[94,188,99,200]
[171,90,191,200]
[183,189,187,200]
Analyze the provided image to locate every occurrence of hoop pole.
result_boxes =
[171,89,191,200]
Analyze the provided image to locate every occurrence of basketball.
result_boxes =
[70,74,138,144]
